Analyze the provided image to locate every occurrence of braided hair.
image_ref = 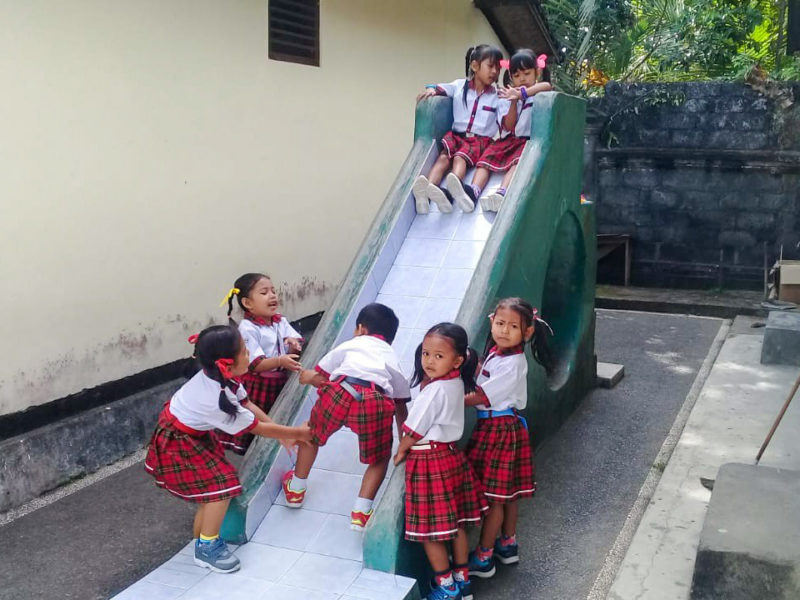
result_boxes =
[193,325,243,418]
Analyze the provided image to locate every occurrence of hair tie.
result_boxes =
[500,59,510,70]
[187,334,199,344]
[534,315,554,337]
[218,287,240,307]
[537,54,547,70]
[215,358,234,379]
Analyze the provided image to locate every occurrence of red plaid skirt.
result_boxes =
[441,131,492,167]
[144,404,245,504]
[466,415,536,503]
[404,443,489,542]
[216,372,287,455]
[309,380,395,464]
[476,136,528,172]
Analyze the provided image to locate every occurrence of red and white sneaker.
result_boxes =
[282,470,306,508]
[350,509,373,531]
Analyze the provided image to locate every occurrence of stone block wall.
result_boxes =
[586,82,800,289]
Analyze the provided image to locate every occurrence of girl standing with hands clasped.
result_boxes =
[144,325,311,574]
[464,298,553,578]
[413,44,503,215]
[217,273,304,454]
[395,323,488,600]
[475,50,553,212]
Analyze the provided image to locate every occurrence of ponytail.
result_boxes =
[463,46,475,108]
[192,324,244,419]
[223,272,271,324]
[487,297,556,374]
[461,347,478,393]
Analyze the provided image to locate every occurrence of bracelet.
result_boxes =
[520,86,529,101]
[425,84,437,89]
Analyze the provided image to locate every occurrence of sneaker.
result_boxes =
[413,175,431,214]
[194,538,240,573]
[467,551,496,579]
[482,189,505,212]
[445,173,475,212]
[456,579,474,600]
[282,470,306,508]
[427,581,462,600]
[494,538,520,565]
[427,183,453,213]
[350,509,373,531]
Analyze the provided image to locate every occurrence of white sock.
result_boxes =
[353,496,374,513]
[290,475,307,491]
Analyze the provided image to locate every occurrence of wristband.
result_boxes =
[520,86,529,101]
[425,84,437,89]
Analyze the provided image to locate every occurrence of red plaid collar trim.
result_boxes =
[244,312,282,326]
[489,344,524,356]
[419,369,461,390]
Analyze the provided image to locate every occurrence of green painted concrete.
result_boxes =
[362,92,596,580]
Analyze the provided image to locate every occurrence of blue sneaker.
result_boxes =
[194,538,240,573]
[494,538,519,565]
[427,581,462,600]
[467,551,496,579]
[456,578,474,600]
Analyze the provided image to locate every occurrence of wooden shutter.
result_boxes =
[268,0,320,66]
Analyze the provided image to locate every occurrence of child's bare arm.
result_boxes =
[524,82,553,96]
[252,421,311,443]
[393,432,417,465]
[251,354,302,373]
[243,400,272,423]
[299,369,327,387]
[394,400,409,435]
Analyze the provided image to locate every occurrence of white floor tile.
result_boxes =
[111,580,185,600]
[159,552,208,576]
[258,583,341,600]
[251,504,328,551]
[453,211,495,241]
[414,297,463,331]
[393,237,450,268]
[233,542,303,581]
[390,327,415,357]
[375,294,426,332]
[427,268,474,299]
[380,265,436,297]
[181,573,271,600]
[305,513,364,561]
[313,430,362,474]
[442,240,485,269]
[344,569,418,599]
[144,566,207,590]
[278,553,363,593]
[273,469,363,516]
[406,211,462,240]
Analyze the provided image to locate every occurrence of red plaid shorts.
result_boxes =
[216,372,288,455]
[476,135,528,172]
[308,380,395,464]
[466,415,536,503]
[441,131,492,167]
[144,404,249,503]
[404,443,489,542]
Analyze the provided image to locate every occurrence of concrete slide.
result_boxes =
[111,92,595,599]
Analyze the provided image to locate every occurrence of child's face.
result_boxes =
[490,307,533,349]
[511,67,538,89]
[232,336,250,376]
[420,334,464,380]
[472,58,500,87]
[242,277,279,317]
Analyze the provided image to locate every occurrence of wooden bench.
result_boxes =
[597,234,632,286]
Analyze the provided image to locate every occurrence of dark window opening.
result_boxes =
[269,0,320,66]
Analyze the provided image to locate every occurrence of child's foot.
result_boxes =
[481,188,505,212]
[194,538,240,573]
[282,470,306,508]
[350,509,373,531]
[445,173,475,213]
[494,537,519,565]
[427,581,462,600]
[455,579,473,600]
[467,550,496,579]
[427,183,453,213]
[413,175,431,214]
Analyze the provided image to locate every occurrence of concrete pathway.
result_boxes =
[607,316,800,599]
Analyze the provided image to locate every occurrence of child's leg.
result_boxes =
[428,153,452,185]
[452,528,470,565]
[471,167,491,192]
[501,501,519,538]
[358,458,389,500]
[479,502,505,550]
[199,499,230,538]
[423,540,452,572]
[194,499,240,573]
[500,164,517,190]
[451,156,469,180]
[293,441,319,479]
[193,505,205,539]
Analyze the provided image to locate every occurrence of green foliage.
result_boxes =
[540,0,795,93]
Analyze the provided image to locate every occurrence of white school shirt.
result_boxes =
[404,376,465,443]
[475,348,528,411]
[317,335,411,399]
[436,78,501,138]
[168,371,256,435]
[239,316,301,365]
[498,97,535,138]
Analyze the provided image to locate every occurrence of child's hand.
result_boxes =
[416,88,438,103]
[296,423,312,444]
[298,369,317,385]
[279,354,302,372]
[499,87,522,101]
[464,391,486,407]
[285,337,304,354]
[393,448,408,466]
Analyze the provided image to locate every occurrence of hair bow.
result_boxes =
[500,59,510,70]
[219,287,240,307]
[537,54,547,70]
[187,334,199,344]
[215,358,234,379]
